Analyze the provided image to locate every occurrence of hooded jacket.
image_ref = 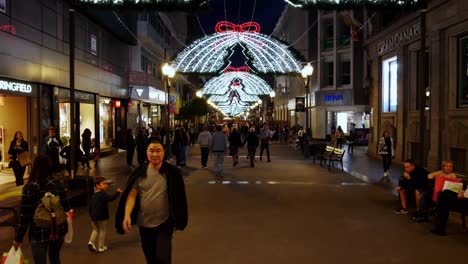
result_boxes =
[115,161,188,234]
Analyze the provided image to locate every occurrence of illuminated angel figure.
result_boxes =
[173,21,302,74]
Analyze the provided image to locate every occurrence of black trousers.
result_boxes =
[381,154,392,172]
[260,142,270,161]
[139,220,174,264]
[12,160,26,186]
[200,147,209,167]
[126,147,135,166]
[435,190,468,232]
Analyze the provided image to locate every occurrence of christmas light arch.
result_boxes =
[173,21,302,75]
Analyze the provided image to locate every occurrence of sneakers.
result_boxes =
[98,246,108,253]
[394,207,408,214]
[88,242,96,252]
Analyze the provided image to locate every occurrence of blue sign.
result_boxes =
[324,94,343,102]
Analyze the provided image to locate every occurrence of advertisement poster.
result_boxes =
[295,97,305,112]
[90,34,97,56]
[0,0,5,14]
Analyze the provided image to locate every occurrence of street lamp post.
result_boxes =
[301,63,314,135]
[162,62,175,154]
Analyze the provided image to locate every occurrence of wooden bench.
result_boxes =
[328,148,345,171]
[315,145,335,166]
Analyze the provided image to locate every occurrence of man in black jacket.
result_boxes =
[115,137,188,264]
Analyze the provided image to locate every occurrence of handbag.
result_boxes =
[17,151,31,167]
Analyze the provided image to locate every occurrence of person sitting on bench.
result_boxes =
[394,160,429,220]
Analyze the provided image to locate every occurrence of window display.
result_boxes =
[100,97,114,148]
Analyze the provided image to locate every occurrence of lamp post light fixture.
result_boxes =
[196,90,202,98]
[301,62,313,134]
[162,62,175,149]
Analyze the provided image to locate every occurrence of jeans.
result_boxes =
[89,220,107,249]
[213,152,225,176]
[139,220,174,264]
[30,238,64,264]
[180,145,188,164]
[248,147,257,167]
[200,147,209,167]
[260,143,270,161]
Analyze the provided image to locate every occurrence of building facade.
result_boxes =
[366,0,468,174]
[0,0,133,171]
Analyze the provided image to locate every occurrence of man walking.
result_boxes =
[211,125,228,179]
[43,126,63,172]
[197,125,212,169]
[259,123,271,162]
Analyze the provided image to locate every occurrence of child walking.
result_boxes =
[88,176,122,252]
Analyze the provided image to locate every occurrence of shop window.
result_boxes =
[99,98,114,149]
[341,60,351,85]
[458,36,468,107]
[416,50,430,110]
[382,56,398,112]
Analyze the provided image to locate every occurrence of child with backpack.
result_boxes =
[88,177,122,253]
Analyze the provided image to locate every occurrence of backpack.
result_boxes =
[33,192,67,229]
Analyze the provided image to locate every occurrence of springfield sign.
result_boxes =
[377,22,421,54]
[0,80,32,94]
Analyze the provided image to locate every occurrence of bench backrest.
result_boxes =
[325,146,335,152]
[333,148,345,155]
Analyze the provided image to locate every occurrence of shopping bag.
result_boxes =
[2,247,23,264]
[433,177,461,201]
[64,209,74,244]
[442,180,463,193]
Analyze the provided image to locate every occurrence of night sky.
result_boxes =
[196,0,287,66]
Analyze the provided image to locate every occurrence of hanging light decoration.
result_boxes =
[173,21,302,75]
[77,0,209,11]
[284,0,423,9]
[200,67,273,96]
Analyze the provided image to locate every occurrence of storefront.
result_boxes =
[129,85,167,130]
[0,77,39,178]
[57,88,96,148]
[311,89,370,141]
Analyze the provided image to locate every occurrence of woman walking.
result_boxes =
[81,128,92,169]
[335,126,344,149]
[13,154,71,264]
[8,131,29,186]
[377,130,395,180]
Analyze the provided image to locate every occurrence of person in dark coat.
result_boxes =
[8,130,29,186]
[88,176,122,253]
[43,126,63,172]
[81,128,92,169]
[229,127,242,166]
[125,128,136,168]
[242,127,260,167]
[59,138,84,177]
[115,137,188,264]
[135,128,147,165]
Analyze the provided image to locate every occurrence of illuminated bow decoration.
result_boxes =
[224,66,250,73]
[215,21,261,33]
[0,25,16,35]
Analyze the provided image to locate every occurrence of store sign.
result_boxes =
[377,22,421,54]
[149,87,166,105]
[131,85,167,105]
[324,94,343,102]
[57,88,95,104]
[0,80,32,94]
[90,34,97,56]
[0,0,6,13]
[295,97,305,112]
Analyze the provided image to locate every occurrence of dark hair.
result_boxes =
[146,137,164,149]
[216,125,222,131]
[404,159,415,165]
[11,131,24,143]
[94,176,107,186]
[28,154,52,185]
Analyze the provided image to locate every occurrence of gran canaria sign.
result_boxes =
[377,22,421,54]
